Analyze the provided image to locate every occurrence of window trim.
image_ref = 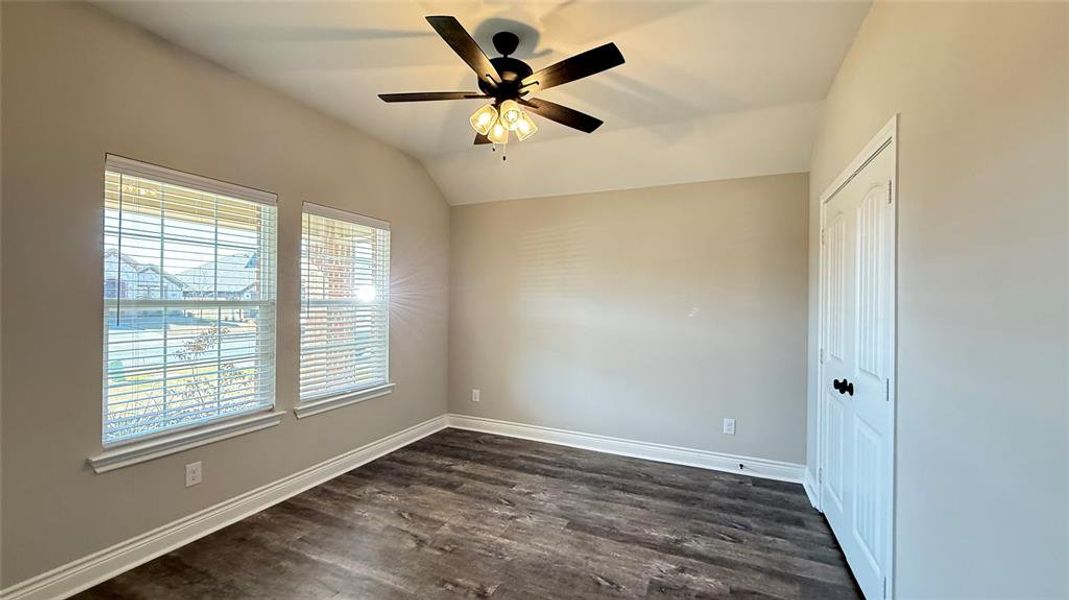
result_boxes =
[293,382,396,420]
[87,410,284,474]
[105,154,277,206]
[297,203,392,418]
[98,154,279,456]
[303,201,390,230]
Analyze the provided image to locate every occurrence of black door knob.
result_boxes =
[833,378,854,396]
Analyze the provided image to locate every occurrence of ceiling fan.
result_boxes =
[378,16,625,150]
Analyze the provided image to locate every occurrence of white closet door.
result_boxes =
[820,141,896,600]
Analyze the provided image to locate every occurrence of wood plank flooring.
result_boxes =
[76,429,860,599]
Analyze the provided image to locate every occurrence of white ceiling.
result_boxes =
[96,1,871,204]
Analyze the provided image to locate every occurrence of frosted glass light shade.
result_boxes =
[499,99,523,131]
[469,104,498,136]
[487,121,509,144]
[514,112,538,141]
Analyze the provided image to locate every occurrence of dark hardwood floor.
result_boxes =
[76,429,860,599]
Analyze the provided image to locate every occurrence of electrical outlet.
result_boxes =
[723,418,736,436]
[185,461,203,487]
[471,388,481,402]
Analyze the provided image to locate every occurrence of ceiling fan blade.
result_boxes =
[520,43,624,93]
[520,98,604,133]
[379,92,488,103]
[425,16,501,88]
[474,133,491,145]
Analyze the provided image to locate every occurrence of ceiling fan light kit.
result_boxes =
[467,99,536,145]
[379,15,625,157]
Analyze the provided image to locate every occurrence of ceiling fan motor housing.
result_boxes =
[481,57,533,100]
[480,32,532,102]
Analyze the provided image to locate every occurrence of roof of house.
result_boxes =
[107,250,327,295]
[104,248,187,288]
[176,252,259,294]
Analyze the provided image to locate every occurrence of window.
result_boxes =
[103,155,277,445]
[299,203,391,412]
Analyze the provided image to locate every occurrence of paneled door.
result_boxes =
[819,120,896,600]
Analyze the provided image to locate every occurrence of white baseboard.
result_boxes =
[446,414,805,484]
[0,415,448,600]
[803,469,821,511]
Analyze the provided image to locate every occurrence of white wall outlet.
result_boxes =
[471,388,481,402]
[185,461,203,487]
[723,418,736,436]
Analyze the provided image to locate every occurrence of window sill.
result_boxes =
[87,410,284,474]
[294,383,396,420]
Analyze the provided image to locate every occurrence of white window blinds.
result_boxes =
[103,155,277,445]
[300,204,391,403]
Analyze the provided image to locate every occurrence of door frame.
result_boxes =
[815,114,898,599]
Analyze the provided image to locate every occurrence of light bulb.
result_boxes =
[514,111,538,141]
[499,99,523,131]
[487,121,509,144]
[469,104,498,136]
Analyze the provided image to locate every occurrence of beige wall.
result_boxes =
[807,2,1068,597]
[0,2,448,586]
[449,174,809,464]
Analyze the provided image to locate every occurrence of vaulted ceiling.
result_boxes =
[96,1,871,204]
